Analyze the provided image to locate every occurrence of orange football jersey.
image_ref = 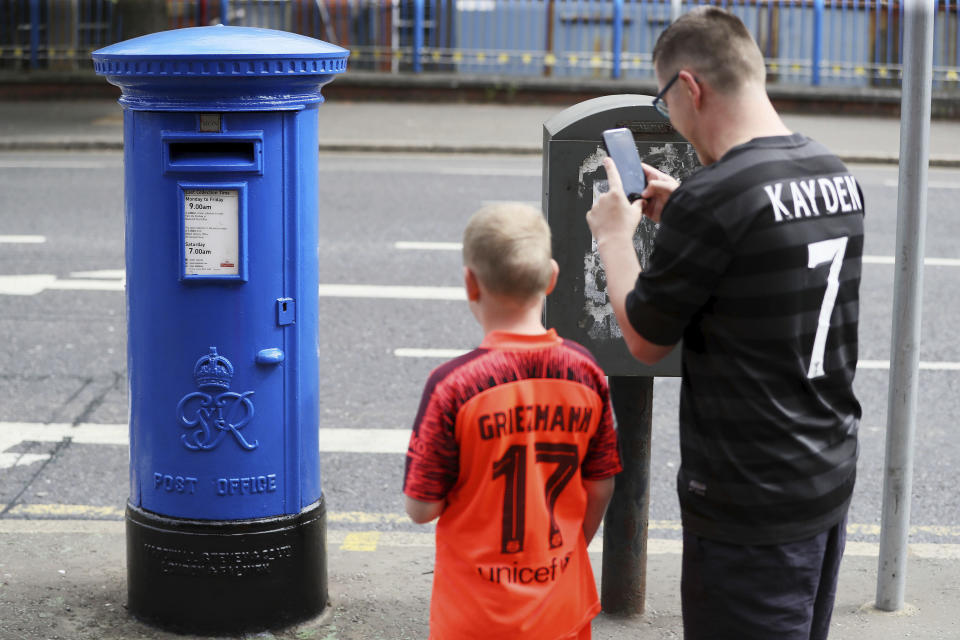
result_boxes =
[404,330,621,640]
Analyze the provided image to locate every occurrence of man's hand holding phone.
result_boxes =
[586,157,645,246]
[638,163,680,224]
[602,128,647,203]
[595,128,680,227]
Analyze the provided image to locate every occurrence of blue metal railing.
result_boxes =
[1,0,118,71]
[2,0,958,90]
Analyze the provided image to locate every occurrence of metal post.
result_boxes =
[220,0,230,25]
[601,376,652,615]
[812,0,824,86]
[29,0,40,70]
[875,0,934,613]
[612,0,623,80]
[412,0,424,73]
[116,0,169,39]
[670,0,683,23]
[544,0,555,77]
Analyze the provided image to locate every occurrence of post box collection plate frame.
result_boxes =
[176,182,248,281]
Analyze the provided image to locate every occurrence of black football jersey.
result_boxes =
[627,133,863,545]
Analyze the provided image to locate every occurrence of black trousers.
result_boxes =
[681,515,847,640]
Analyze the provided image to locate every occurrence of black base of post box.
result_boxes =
[126,497,328,634]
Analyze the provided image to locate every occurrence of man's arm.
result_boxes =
[405,496,444,524]
[581,477,615,545]
[586,157,677,365]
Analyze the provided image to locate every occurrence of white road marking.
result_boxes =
[0,422,411,469]
[860,256,894,265]
[0,274,57,295]
[883,179,960,189]
[437,167,540,177]
[0,453,50,468]
[69,269,126,279]
[1,276,465,299]
[48,278,125,291]
[5,251,960,298]
[480,200,541,209]
[394,241,462,251]
[863,255,960,267]
[395,348,471,359]
[319,428,410,453]
[398,352,960,370]
[318,284,465,300]
[0,235,45,244]
[0,274,124,295]
[858,360,960,371]
[0,422,128,469]
[0,159,118,169]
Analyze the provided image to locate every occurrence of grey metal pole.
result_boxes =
[875,0,934,613]
[670,0,683,23]
[601,375,652,615]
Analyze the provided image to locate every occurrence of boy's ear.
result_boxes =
[544,259,560,296]
[464,266,481,302]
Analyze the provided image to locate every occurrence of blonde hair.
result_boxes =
[462,203,553,301]
[652,6,766,94]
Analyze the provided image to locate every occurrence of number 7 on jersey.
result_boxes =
[807,236,849,379]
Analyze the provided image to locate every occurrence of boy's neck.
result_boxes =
[474,295,548,337]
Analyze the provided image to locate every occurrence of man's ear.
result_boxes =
[680,69,702,110]
[464,266,481,302]
[544,259,559,296]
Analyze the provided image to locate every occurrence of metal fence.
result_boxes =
[2,0,959,89]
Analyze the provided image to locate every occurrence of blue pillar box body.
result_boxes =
[92,26,347,634]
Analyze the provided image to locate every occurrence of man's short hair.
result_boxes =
[652,6,766,94]
[463,203,553,301]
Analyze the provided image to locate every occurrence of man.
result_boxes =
[586,7,863,640]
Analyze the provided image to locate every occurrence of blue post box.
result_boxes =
[92,26,348,634]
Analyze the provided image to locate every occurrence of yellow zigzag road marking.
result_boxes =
[1,516,959,559]
[6,506,960,541]
[330,514,960,539]
[340,531,382,551]
[323,531,960,559]
[7,504,124,519]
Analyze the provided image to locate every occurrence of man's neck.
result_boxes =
[698,87,792,165]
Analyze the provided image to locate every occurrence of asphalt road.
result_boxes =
[1,150,959,547]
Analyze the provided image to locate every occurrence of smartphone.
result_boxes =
[602,127,646,202]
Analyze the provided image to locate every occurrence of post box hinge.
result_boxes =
[277,297,295,326]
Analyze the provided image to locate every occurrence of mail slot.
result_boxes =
[168,140,259,167]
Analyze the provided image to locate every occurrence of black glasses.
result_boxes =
[652,71,680,118]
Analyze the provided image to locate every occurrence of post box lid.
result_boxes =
[92,26,349,110]
[93,25,348,67]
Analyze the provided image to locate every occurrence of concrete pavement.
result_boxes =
[2,518,959,640]
[1,98,960,165]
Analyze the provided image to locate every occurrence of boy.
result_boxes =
[403,203,622,640]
